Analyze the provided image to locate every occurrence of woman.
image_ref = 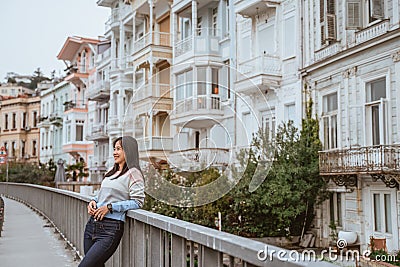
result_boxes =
[79,136,145,267]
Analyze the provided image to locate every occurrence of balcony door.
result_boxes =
[365,78,387,146]
[364,189,398,252]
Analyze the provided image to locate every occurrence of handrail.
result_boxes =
[0,183,334,266]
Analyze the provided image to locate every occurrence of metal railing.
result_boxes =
[0,183,333,267]
[319,145,400,174]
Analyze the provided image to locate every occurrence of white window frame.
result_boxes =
[261,109,276,142]
[363,74,390,146]
[322,92,339,150]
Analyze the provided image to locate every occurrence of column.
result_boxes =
[251,17,257,58]
[171,11,177,60]
[120,23,126,68]
[392,51,400,142]
[393,0,399,29]
[148,110,153,148]
[111,31,116,69]
[192,0,197,49]
[148,0,154,46]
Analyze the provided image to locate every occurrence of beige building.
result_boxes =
[0,95,40,163]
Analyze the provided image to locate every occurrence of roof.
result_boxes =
[57,36,100,61]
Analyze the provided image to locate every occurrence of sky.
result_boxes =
[0,0,110,82]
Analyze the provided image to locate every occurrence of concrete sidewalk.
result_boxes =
[0,197,79,267]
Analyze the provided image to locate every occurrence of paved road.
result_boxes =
[0,197,79,267]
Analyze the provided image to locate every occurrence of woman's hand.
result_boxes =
[87,200,97,216]
[93,206,109,221]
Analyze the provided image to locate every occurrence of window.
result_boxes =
[285,103,296,123]
[212,8,218,36]
[67,125,71,142]
[320,0,337,46]
[81,50,87,73]
[283,15,295,58]
[346,0,385,29]
[21,141,25,158]
[197,67,207,95]
[76,125,84,141]
[322,93,338,149]
[330,192,342,227]
[33,111,37,127]
[365,78,387,145]
[4,114,8,130]
[223,0,230,37]
[212,68,219,94]
[197,17,202,36]
[12,113,16,129]
[373,193,392,234]
[220,60,231,101]
[22,112,27,128]
[32,140,37,156]
[261,109,276,142]
[11,141,15,157]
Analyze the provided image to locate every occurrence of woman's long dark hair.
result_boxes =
[104,136,142,180]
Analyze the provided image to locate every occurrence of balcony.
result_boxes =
[354,20,389,45]
[96,48,111,65]
[319,145,400,188]
[236,54,282,94]
[314,42,340,62]
[168,148,230,172]
[132,31,172,65]
[132,83,173,116]
[86,124,108,141]
[63,101,87,113]
[137,136,173,160]
[49,114,63,127]
[175,28,220,59]
[171,95,223,128]
[37,116,51,128]
[88,81,110,102]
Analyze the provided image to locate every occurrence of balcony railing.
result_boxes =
[175,28,220,57]
[319,145,400,175]
[355,20,389,45]
[134,32,171,52]
[96,48,111,64]
[169,148,230,171]
[238,54,281,76]
[175,95,221,114]
[137,136,173,152]
[314,42,340,62]
[133,83,170,102]
[87,81,110,102]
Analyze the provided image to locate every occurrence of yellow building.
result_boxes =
[0,95,40,163]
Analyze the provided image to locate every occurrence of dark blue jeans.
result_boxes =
[78,217,124,267]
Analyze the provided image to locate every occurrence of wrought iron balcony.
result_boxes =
[319,145,400,188]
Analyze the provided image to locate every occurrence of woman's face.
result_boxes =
[113,140,126,167]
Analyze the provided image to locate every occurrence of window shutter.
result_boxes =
[320,0,326,44]
[325,14,337,40]
[346,0,362,29]
[370,0,384,19]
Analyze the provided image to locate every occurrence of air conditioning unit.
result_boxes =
[24,154,30,159]
[25,126,31,131]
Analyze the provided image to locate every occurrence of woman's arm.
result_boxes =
[110,168,145,213]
